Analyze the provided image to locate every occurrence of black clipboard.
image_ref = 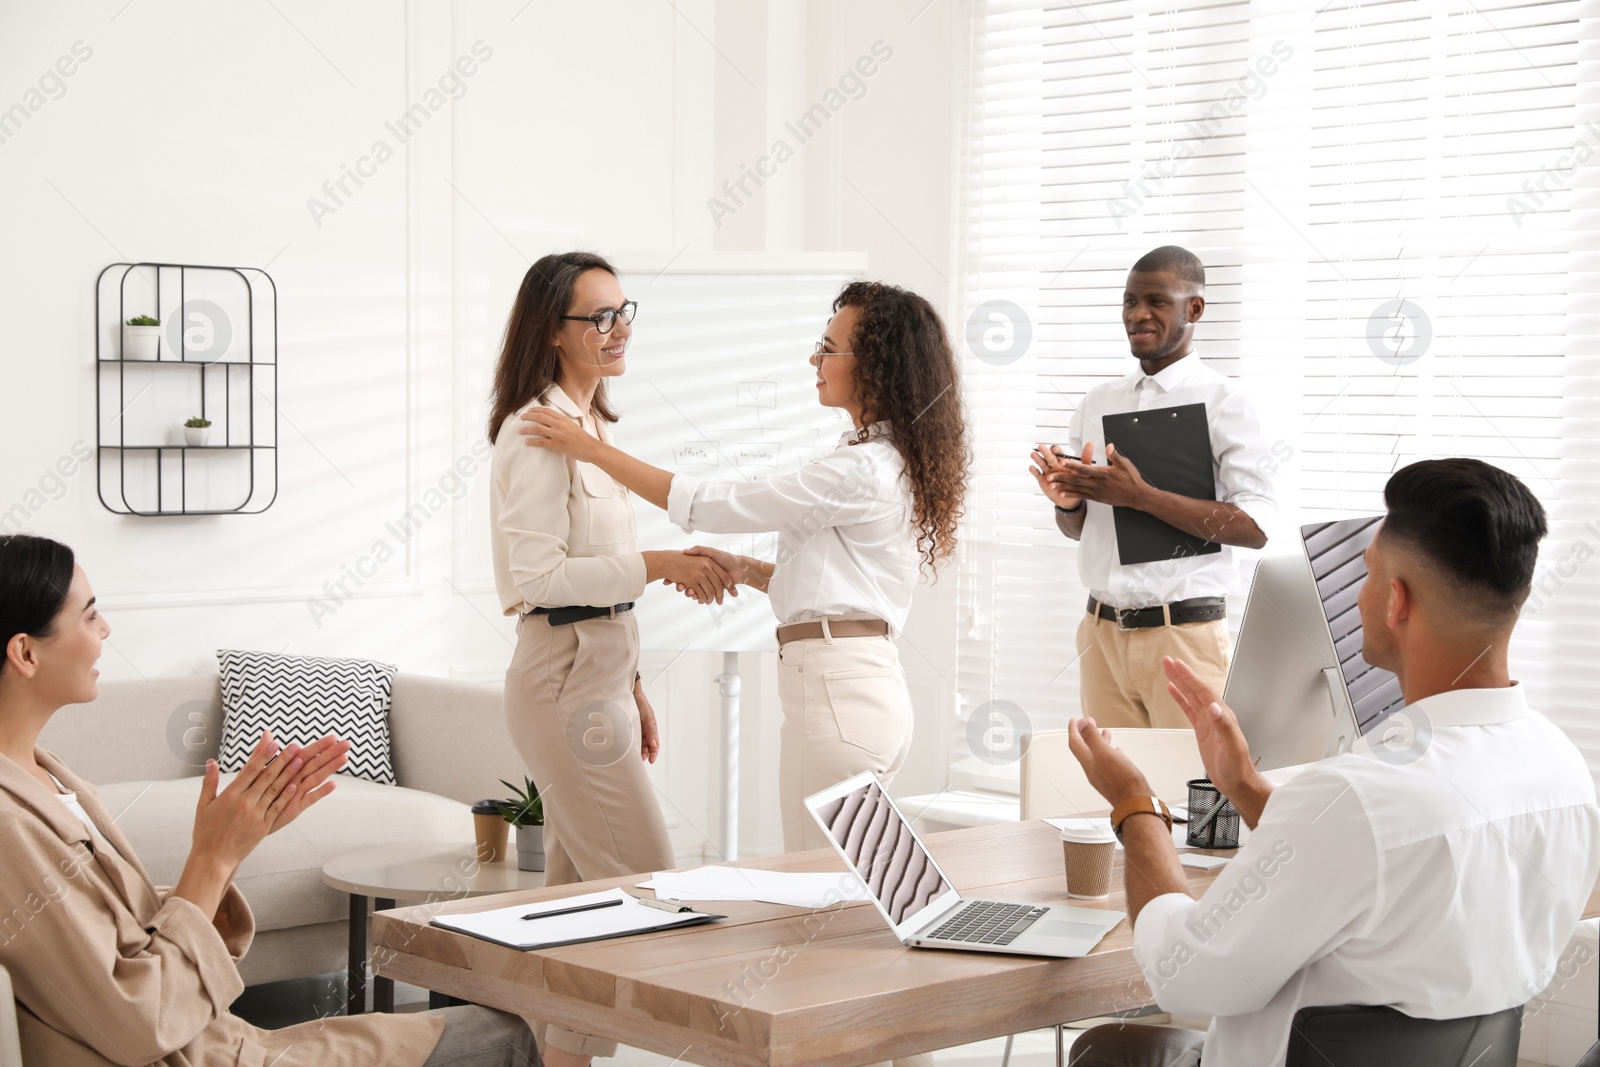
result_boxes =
[1101,402,1221,567]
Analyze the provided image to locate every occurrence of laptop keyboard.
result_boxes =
[927,900,1049,946]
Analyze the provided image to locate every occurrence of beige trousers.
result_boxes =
[503,611,675,1059]
[776,625,916,853]
[1075,612,1231,729]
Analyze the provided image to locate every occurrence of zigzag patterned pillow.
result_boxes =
[216,650,398,785]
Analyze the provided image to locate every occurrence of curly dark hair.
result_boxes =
[833,280,969,571]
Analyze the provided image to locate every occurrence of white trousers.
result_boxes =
[776,628,916,853]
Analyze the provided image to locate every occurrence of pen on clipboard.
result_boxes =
[521,899,623,921]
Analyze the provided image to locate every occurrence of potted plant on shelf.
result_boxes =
[497,776,545,872]
[123,315,160,360]
[183,416,212,447]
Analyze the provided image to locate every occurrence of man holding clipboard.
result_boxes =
[1031,246,1280,729]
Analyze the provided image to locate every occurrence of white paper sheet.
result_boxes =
[430,888,712,950]
[636,866,870,908]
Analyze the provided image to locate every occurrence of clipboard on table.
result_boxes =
[1101,402,1221,567]
[429,888,724,951]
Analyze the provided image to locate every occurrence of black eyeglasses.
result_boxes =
[561,301,637,335]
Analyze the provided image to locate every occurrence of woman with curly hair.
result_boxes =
[520,280,969,851]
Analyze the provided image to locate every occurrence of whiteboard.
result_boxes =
[606,270,860,653]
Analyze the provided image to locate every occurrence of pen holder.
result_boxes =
[1186,779,1241,849]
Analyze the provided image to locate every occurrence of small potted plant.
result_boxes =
[123,314,161,360]
[183,416,212,447]
[497,776,545,872]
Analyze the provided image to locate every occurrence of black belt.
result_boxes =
[525,602,634,626]
[1087,595,1225,630]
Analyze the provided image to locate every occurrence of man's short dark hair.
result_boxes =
[1381,458,1547,616]
[1130,245,1205,289]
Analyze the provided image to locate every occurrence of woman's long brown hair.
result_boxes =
[486,251,620,444]
[834,281,970,572]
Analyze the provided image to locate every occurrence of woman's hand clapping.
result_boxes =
[173,730,350,920]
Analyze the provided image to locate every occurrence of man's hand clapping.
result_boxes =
[1030,442,1094,511]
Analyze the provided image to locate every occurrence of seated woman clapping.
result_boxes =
[0,534,539,1067]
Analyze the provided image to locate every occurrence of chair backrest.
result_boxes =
[1019,728,1204,819]
[1285,1005,1521,1067]
[0,963,23,1067]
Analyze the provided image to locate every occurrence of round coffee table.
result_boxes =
[321,843,545,1015]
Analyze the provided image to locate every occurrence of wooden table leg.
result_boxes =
[373,898,396,1013]
[346,894,367,1016]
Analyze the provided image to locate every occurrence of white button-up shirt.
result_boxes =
[666,424,918,635]
[1132,683,1600,1067]
[1065,353,1280,609]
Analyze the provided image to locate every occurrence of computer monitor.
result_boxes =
[1303,517,1406,733]
[1222,516,1406,770]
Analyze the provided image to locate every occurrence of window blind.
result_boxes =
[958,0,1600,782]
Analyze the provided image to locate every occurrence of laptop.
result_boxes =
[805,772,1125,958]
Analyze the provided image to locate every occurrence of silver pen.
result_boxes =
[635,896,691,913]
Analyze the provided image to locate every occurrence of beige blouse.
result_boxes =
[491,383,648,615]
[0,750,442,1067]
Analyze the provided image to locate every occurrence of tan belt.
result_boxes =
[775,616,890,647]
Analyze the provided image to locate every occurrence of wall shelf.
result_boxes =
[95,262,278,516]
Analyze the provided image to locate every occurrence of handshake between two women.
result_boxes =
[516,404,773,610]
[646,545,768,607]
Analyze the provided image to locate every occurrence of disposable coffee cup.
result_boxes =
[1060,825,1117,900]
[470,800,508,863]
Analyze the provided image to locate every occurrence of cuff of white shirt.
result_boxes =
[665,473,701,532]
[1227,493,1278,538]
[1131,891,1202,1004]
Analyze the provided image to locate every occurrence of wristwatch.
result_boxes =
[1110,796,1173,842]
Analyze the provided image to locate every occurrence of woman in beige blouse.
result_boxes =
[0,533,536,1067]
[486,250,730,1067]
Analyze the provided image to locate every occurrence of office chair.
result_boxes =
[0,964,22,1067]
[1001,729,1207,1067]
[1284,1004,1521,1067]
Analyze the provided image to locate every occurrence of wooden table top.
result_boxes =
[372,820,1600,1067]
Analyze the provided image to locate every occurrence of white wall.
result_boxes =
[0,0,959,861]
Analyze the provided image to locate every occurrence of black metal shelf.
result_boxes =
[102,444,278,451]
[95,262,278,516]
[97,357,260,366]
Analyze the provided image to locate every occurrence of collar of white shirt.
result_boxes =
[1403,681,1528,728]
[838,420,892,446]
[1134,352,1208,394]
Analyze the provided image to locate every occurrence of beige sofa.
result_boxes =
[37,672,525,986]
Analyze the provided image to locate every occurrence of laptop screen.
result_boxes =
[811,777,954,927]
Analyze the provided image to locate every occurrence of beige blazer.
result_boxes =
[0,750,442,1067]
[490,384,648,615]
